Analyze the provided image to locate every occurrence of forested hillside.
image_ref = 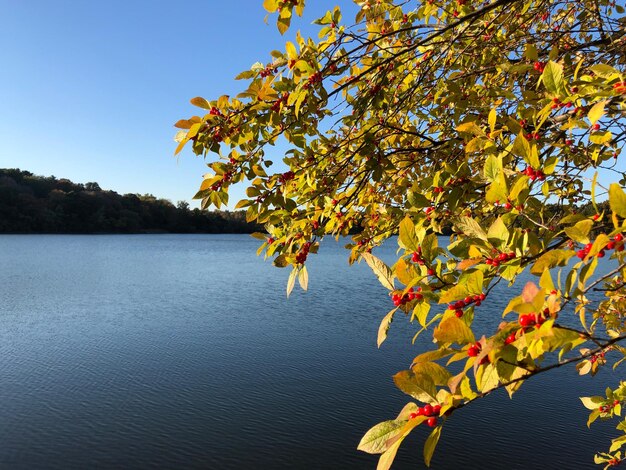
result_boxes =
[0,169,262,233]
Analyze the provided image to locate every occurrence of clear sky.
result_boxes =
[0,0,345,206]
[1,1,620,207]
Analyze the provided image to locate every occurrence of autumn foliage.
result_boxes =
[175,0,626,467]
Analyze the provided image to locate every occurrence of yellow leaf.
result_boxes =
[433,316,475,346]
[587,100,606,125]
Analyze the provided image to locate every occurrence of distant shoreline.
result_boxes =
[0,169,263,235]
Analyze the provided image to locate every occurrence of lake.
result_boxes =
[0,234,619,469]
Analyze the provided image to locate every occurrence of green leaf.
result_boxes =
[421,233,438,262]
[609,184,626,217]
[357,419,406,454]
[564,219,593,244]
[362,252,395,291]
[423,426,442,467]
[487,217,509,247]
[399,216,420,252]
[486,173,508,204]
[393,369,437,402]
[413,302,431,327]
[439,270,483,303]
[512,133,530,159]
[483,155,502,182]
[590,130,612,145]
[407,190,430,208]
[412,362,452,386]
[541,61,563,94]
[530,250,574,275]
[433,316,475,346]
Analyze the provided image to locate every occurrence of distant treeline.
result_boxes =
[0,169,263,234]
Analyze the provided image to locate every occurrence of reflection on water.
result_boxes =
[0,234,619,469]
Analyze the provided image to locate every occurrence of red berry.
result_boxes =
[427,417,438,427]
[464,296,473,304]
[479,293,486,301]
[505,332,517,344]
[519,314,535,327]
[423,404,434,416]
[409,412,419,419]
[607,241,616,250]
[432,405,442,415]
[615,233,624,242]
[455,309,464,318]
[597,250,605,258]
[468,346,479,357]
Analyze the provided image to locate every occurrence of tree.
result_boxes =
[175,0,626,467]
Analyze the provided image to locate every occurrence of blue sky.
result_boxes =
[0,0,344,206]
[1,1,620,207]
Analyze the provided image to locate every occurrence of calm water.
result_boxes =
[0,234,619,469]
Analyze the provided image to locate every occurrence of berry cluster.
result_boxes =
[485,251,516,266]
[504,331,517,344]
[295,241,311,264]
[467,341,481,357]
[577,234,624,259]
[590,351,606,364]
[599,398,620,413]
[433,186,444,194]
[533,61,545,72]
[259,65,278,78]
[608,457,622,467]
[550,97,573,110]
[521,166,546,180]
[392,286,423,306]
[614,82,626,94]
[408,403,441,427]
[271,92,290,112]
[303,72,323,89]
[411,247,425,265]
[278,171,295,184]
[210,169,235,191]
[519,310,549,328]
[448,293,486,318]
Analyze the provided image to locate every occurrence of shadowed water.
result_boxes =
[0,234,619,469]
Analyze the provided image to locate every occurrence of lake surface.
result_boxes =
[0,234,620,469]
